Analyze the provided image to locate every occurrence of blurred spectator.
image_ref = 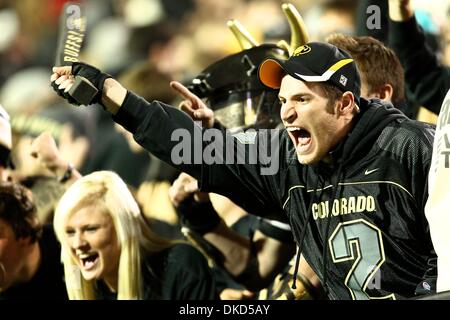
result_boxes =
[20,175,65,224]
[388,0,450,116]
[0,104,13,182]
[304,0,358,41]
[0,181,67,300]
[78,109,149,188]
[442,7,450,66]
[20,131,83,224]
[117,61,181,238]
[84,17,131,73]
[326,34,408,115]
[9,107,91,181]
[0,67,54,116]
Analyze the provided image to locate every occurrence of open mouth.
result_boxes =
[78,253,99,270]
[286,126,312,153]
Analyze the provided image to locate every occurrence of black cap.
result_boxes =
[259,42,361,104]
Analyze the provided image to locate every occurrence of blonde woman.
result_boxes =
[53,171,218,300]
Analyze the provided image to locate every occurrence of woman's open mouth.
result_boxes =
[286,126,312,153]
[78,252,99,271]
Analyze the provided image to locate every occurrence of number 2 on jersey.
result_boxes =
[328,219,395,300]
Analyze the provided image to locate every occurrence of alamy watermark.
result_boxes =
[366,266,381,290]
[366,5,381,30]
[170,122,281,175]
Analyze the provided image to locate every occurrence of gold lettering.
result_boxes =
[347,196,355,213]
[319,202,327,219]
[64,56,78,62]
[64,44,80,52]
[340,197,347,215]
[366,196,376,211]
[67,34,83,43]
[68,30,83,37]
[312,203,318,220]
[323,201,329,218]
[356,196,366,212]
[313,195,377,220]
[63,49,79,57]
[66,40,81,48]
[332,199,339,216]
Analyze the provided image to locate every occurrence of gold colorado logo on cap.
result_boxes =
[293,45,311,56]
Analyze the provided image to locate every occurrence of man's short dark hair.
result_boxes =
[0,182,42,242]
[321,82,345,107]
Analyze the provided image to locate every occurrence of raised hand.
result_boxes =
[30,131,68,174]
[170,81,215,128]
[30,130,82,183]
[168,172,210,207]
[50,63,112,106]
[168,172,220,236]
[51,66,77,104]
[388,0,414,22]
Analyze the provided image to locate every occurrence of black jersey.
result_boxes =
[277,115,435,300]
[95,243,218,300]
[114,92,435,299]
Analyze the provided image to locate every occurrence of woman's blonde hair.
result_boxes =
[54,171,173,299]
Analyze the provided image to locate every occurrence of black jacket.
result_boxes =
[389,16,450,116]
[114,92,436,299]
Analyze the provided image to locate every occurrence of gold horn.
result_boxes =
[282,3,310,52]
[277,40,293,56]
[227,19,259,50]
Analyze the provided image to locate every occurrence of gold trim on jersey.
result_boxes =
[283,180,413,210]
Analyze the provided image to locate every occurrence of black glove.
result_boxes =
[176,195,221,235]
[51,62,112,106]
[51,74,81,106]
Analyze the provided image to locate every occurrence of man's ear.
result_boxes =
[338,91,356,117]
[378,84,394,102]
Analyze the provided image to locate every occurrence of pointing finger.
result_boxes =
[170,81,199,102]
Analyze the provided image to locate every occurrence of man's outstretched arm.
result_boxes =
[51,64,282,217]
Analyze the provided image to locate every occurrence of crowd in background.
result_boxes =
[1,0,450,301]
[1,0,449,192]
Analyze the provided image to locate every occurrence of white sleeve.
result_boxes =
[425,89,450,292]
